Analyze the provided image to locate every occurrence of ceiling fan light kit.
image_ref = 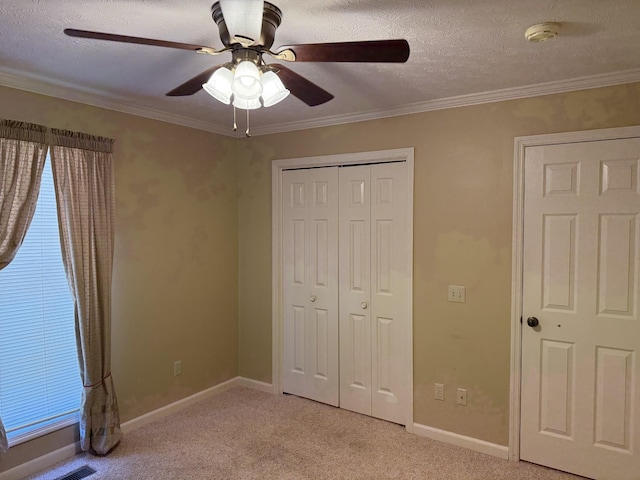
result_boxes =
[231,61,264,98]
[63,0,410,135]
[261,71,290,107]
[200,52,291,117]
[202,66,234,104]
[233,96,261,110]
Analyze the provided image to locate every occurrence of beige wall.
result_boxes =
[2,81,640,473]
[237,82,640,446]
[0,86,239,471]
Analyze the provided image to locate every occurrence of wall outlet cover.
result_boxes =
[456,387,467,406]
[434,383,445,401]
[447,285,466,303]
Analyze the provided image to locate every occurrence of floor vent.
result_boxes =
[55,466,97,480]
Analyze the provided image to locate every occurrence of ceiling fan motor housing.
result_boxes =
[211,1,283,49]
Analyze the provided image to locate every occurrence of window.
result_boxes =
[0,157,81,446]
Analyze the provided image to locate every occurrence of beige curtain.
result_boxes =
[49,130,122,455]
[0,120,48,453]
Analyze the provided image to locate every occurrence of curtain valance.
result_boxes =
[0,120,47,144]
[0,120,114,153]
[49,129,114,154]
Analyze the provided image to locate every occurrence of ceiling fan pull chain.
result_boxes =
[233,106,238,132]
[246,109,251,137]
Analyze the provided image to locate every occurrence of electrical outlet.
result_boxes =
[456,388,467,406]
[434,383,445,401]
[174,360,182,376]
[448,285,466,303]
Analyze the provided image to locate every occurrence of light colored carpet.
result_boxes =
[27,387,586,480]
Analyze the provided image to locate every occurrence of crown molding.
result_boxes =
[250,68,640,136]
[2,67,639,138]
[0,68,235,137]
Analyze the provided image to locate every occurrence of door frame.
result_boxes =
[509,125,640,461]
[272,147,415,432]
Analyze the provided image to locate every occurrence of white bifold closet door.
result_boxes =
[338,162,409,424]
[282,162,409,424]
[282,167,340,406]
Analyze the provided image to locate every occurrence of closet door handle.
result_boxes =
[361,301,368,309]
[310,295,317,303]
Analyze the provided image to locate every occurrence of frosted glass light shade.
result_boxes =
[232,61,263,100]
[219,0,264,44]
[261,71,290,107]
[202,67,234,104]
[233,96,261,110]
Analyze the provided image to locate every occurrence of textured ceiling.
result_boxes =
[1,0,640,136]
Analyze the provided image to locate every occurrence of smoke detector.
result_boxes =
[524,22,560,43]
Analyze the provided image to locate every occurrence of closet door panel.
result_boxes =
[339,165,372,415]
[370,162,409,424]
[308,169,340,405]
[283,170,309,396]
[283,168,339,406]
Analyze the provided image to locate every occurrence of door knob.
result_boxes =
[310,295,317,303]
[526,317,539,328]
[361,302,368,309]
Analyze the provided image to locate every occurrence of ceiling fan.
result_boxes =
[64,0,410,112]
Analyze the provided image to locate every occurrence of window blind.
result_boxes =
[0,157,81,445]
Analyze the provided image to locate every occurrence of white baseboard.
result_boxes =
[121,377,238,433]
[0,442,80,480]
[413,423,509,460]
[235,376,275,393]
[0,376,273,480]
[121,376,272,433]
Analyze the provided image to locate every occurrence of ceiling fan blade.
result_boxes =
[271,64,333,106]
[166,65,223,96]
[64,28,219,53]
[276,39,409,63]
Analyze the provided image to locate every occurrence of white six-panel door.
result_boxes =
[339,162,409,424]
[521,139,640,479]
[282,167,340,406]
